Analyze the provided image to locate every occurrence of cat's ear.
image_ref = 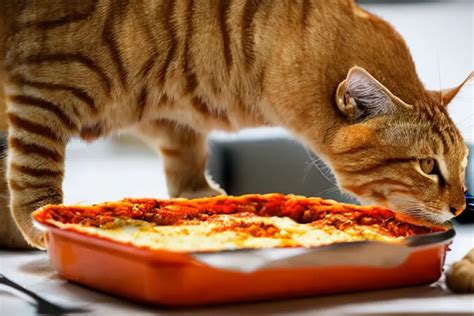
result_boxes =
[429,72,473,107]
[335,66,396,120]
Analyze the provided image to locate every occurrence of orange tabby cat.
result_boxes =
[0,0,470,249]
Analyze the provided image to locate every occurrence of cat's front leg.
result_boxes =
[0,151,33,249]
[6,97,69,249]
[135,120,225,199]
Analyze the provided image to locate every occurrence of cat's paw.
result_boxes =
[446,248,474,293]
[0,229,36,250]
[0,212,39,250]
[0,226,44,250]
[22,229,47,250]
[179,186,227,199]
[11,217,47,250]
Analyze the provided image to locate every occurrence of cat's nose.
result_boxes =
[449,205,465,216]
[449,207,458,215]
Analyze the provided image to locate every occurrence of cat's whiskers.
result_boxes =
[304,156,338,186]
[399,202,453,224]
[316,186,340,197]
[459,114,474,125]
[302,152,360,203]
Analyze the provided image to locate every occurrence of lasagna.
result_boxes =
[33,194,442,252]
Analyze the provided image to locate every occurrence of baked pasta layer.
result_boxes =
[34,194,442,252]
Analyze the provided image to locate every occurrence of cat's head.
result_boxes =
[329,66,471,226]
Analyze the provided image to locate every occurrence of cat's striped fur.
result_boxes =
[0,0,470,248]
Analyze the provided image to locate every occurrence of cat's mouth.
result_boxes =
[393,209,454,229]
[352,195,454,228]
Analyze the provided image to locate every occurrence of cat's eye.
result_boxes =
[420,158,436,175]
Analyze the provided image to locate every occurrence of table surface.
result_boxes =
[1,224,473,316]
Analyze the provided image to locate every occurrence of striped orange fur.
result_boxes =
[0,0,470,249]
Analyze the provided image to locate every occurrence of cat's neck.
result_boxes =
[347,12,428,106]
[258,2,432,155]
[309,4,431,108]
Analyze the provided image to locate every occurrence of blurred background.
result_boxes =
[63,0,473,223]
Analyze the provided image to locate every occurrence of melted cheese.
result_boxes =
[47,213,403,252]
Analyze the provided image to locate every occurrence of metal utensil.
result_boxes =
[0,274,89,314]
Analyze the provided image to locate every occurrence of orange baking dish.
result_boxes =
[33,194,454,306]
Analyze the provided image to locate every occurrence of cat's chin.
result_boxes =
[393,212,453,230]
[357,199,453,229]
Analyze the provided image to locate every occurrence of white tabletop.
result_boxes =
[1,224,473,316]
